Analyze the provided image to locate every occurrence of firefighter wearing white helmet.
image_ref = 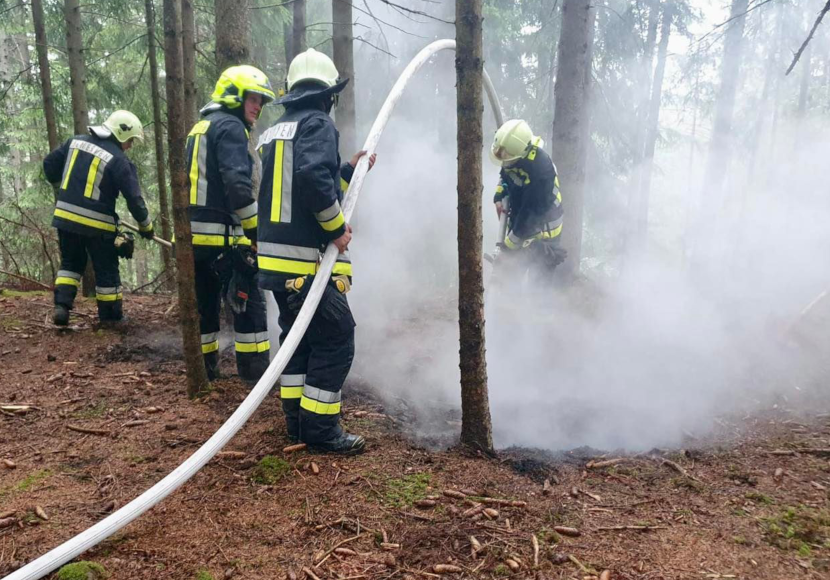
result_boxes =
[256,48,376,455]
[183,64,276,385]
[491,119,566,281]
[43,109,155,326]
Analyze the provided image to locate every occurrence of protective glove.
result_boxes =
[138,226,155,240]
[113,232,135,260]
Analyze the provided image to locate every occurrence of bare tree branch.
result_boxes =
[0,64,35,103]
[352,0,424,38]
[696,0,776,45]
[86,33,149,66]
[786,0,830,75]
[377,0,453,25]
[355,35,396,58]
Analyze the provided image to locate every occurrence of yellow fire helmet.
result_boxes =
[490,119,540,167]
[211,65,276,109]
[89,110,144,143]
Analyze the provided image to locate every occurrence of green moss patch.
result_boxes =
[56,561,108,580]
[252,456,291,485]
[383,472,432,507]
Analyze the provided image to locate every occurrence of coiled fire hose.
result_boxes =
[5,39,503,580]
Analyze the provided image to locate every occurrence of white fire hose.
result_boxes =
[4,39,503,580]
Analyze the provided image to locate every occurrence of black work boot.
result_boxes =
[53,304,70,326]
[308,432,366,456]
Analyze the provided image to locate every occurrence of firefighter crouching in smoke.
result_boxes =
[184,65,274,384]
[44,110,155,327]
[490,119,567,284]
[257,48,376,455]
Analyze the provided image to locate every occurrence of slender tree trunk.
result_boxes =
[551,0,594,276]
[283,19,293,64]
[164,0,209,397]
[701,0,749,206]
[455,0,493,454]
[215,0,251,72]
[145,0,173,280]
[333,0,357,156]
[292,0,307,60]
[65,0,95,296]
[181,0,198,125]
[31,0,59,153]
[798,45,811,117]
[635,0,673,242]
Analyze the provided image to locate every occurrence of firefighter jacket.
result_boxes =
[255,105,355,289]
[185,103,258,248]
[44,135,153,238]
[494,139,564,250]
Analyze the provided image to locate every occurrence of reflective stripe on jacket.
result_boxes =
[494,140,564,249]
[185,104,258,247]
[256,105,354,288]
[44,135,152,237]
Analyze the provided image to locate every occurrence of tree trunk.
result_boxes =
[700,0,749,205]
[164,0,209,397]
[31,0,59,153]
[64,0,89,134]
[455,0,493,455]
[333,0,356,156]
[635,0,673,242]
[215,0,251,72]
[65,0,95,297]
[797,44,811,117]
[145,0,173,280]
[283,19,293,64]
[181,0,198,125]
[292,0,307,60]
[551,0,594,276]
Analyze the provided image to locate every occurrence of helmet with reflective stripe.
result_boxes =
[490,119,537,166]
[211,65,276,109]
[90,110,144,143]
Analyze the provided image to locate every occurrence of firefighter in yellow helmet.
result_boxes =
[43,110,155,326]
[256,48,375,455]
[184,65,275,384]
[490,119,566,283]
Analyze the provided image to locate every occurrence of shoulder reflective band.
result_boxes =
[188,135,208,206]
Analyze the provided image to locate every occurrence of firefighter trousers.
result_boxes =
[54,229,123,321]
[194,248,270,383]
[272,286,355,444]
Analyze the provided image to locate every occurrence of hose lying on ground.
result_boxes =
[4,39,503,580]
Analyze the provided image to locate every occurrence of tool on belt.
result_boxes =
[212,246,259,314]
[285,275,351,321]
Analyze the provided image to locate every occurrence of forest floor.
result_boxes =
[0,292,829,580]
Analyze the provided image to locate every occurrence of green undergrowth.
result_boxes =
[55,561,108,580]
[383,472,431,507]
[252,456,290,485]
[761,505,830,557]
[1,289,48,298]
[0,468,52,498]
[195,569,215,580]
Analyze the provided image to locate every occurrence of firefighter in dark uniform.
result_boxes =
[257,48,375,455]
[490,119,566,283]
[184,65,275,384]
[43,110,155,326]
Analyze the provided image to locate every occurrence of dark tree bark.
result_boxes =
[145,0,173,279]
[551,0,594,276]
[701,0,749,203]
[181,0,198,125]
[215,0,251,72]
[283,19,293,65]
[635,0,673,241]
[164,0,209,397]
[455,0,493,455]
[31,0,59,153]
[333,0,357,156]
[292,0,307,61]
[64,0,95,296]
